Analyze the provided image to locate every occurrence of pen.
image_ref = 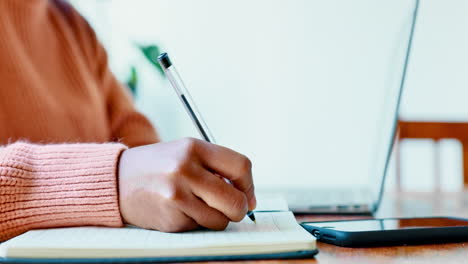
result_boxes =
[158,52,256,223]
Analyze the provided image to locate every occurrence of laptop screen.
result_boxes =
[369,0,419,210]
[238,0,419,192]
[145,0,419,197]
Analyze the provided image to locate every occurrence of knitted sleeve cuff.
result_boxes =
[0,142,126,241]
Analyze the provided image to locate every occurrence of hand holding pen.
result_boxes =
[158,52,256,223]
[119,138,257,232]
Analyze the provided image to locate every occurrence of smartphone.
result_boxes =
[301,217,468,247]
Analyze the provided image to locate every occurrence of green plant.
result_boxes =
[126,66,138,95]
[126,44,166,97]
[138,44,165,76]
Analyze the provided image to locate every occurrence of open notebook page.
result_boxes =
[0,212,315,258]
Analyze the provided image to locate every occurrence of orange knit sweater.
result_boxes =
[0,0,159,241]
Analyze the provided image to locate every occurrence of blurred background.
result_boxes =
[69,0,468,192]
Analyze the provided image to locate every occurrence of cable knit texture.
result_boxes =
[0,0,159,241]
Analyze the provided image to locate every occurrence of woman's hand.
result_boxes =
[117,138,256,232]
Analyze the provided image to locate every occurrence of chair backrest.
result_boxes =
[397,120,468,187]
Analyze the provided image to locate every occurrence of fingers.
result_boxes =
[189,167,249,222]
[177,193,230,230]
[192,139,257,210]
[160,209,199,233]
[119,139,256,234]
[133,188,199,233]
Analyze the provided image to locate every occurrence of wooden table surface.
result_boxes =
[204,191,468,264]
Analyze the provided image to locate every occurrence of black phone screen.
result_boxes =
[306,217,468,232]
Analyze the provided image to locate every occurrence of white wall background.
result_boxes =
[70,0,468,191]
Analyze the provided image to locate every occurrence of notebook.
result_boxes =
[0,197,317,263]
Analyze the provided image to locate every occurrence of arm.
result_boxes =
[0,139,257,242]
[55,1,160,147]
[0,3,255,240]
[0,142,125,241]
[100,51,160,147]
[106,78,159,147]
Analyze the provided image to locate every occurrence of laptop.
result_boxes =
[258,0,420,215]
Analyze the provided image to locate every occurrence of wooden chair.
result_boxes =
[396,120,468,190]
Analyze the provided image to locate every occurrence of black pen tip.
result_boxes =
[247,211,256,223]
